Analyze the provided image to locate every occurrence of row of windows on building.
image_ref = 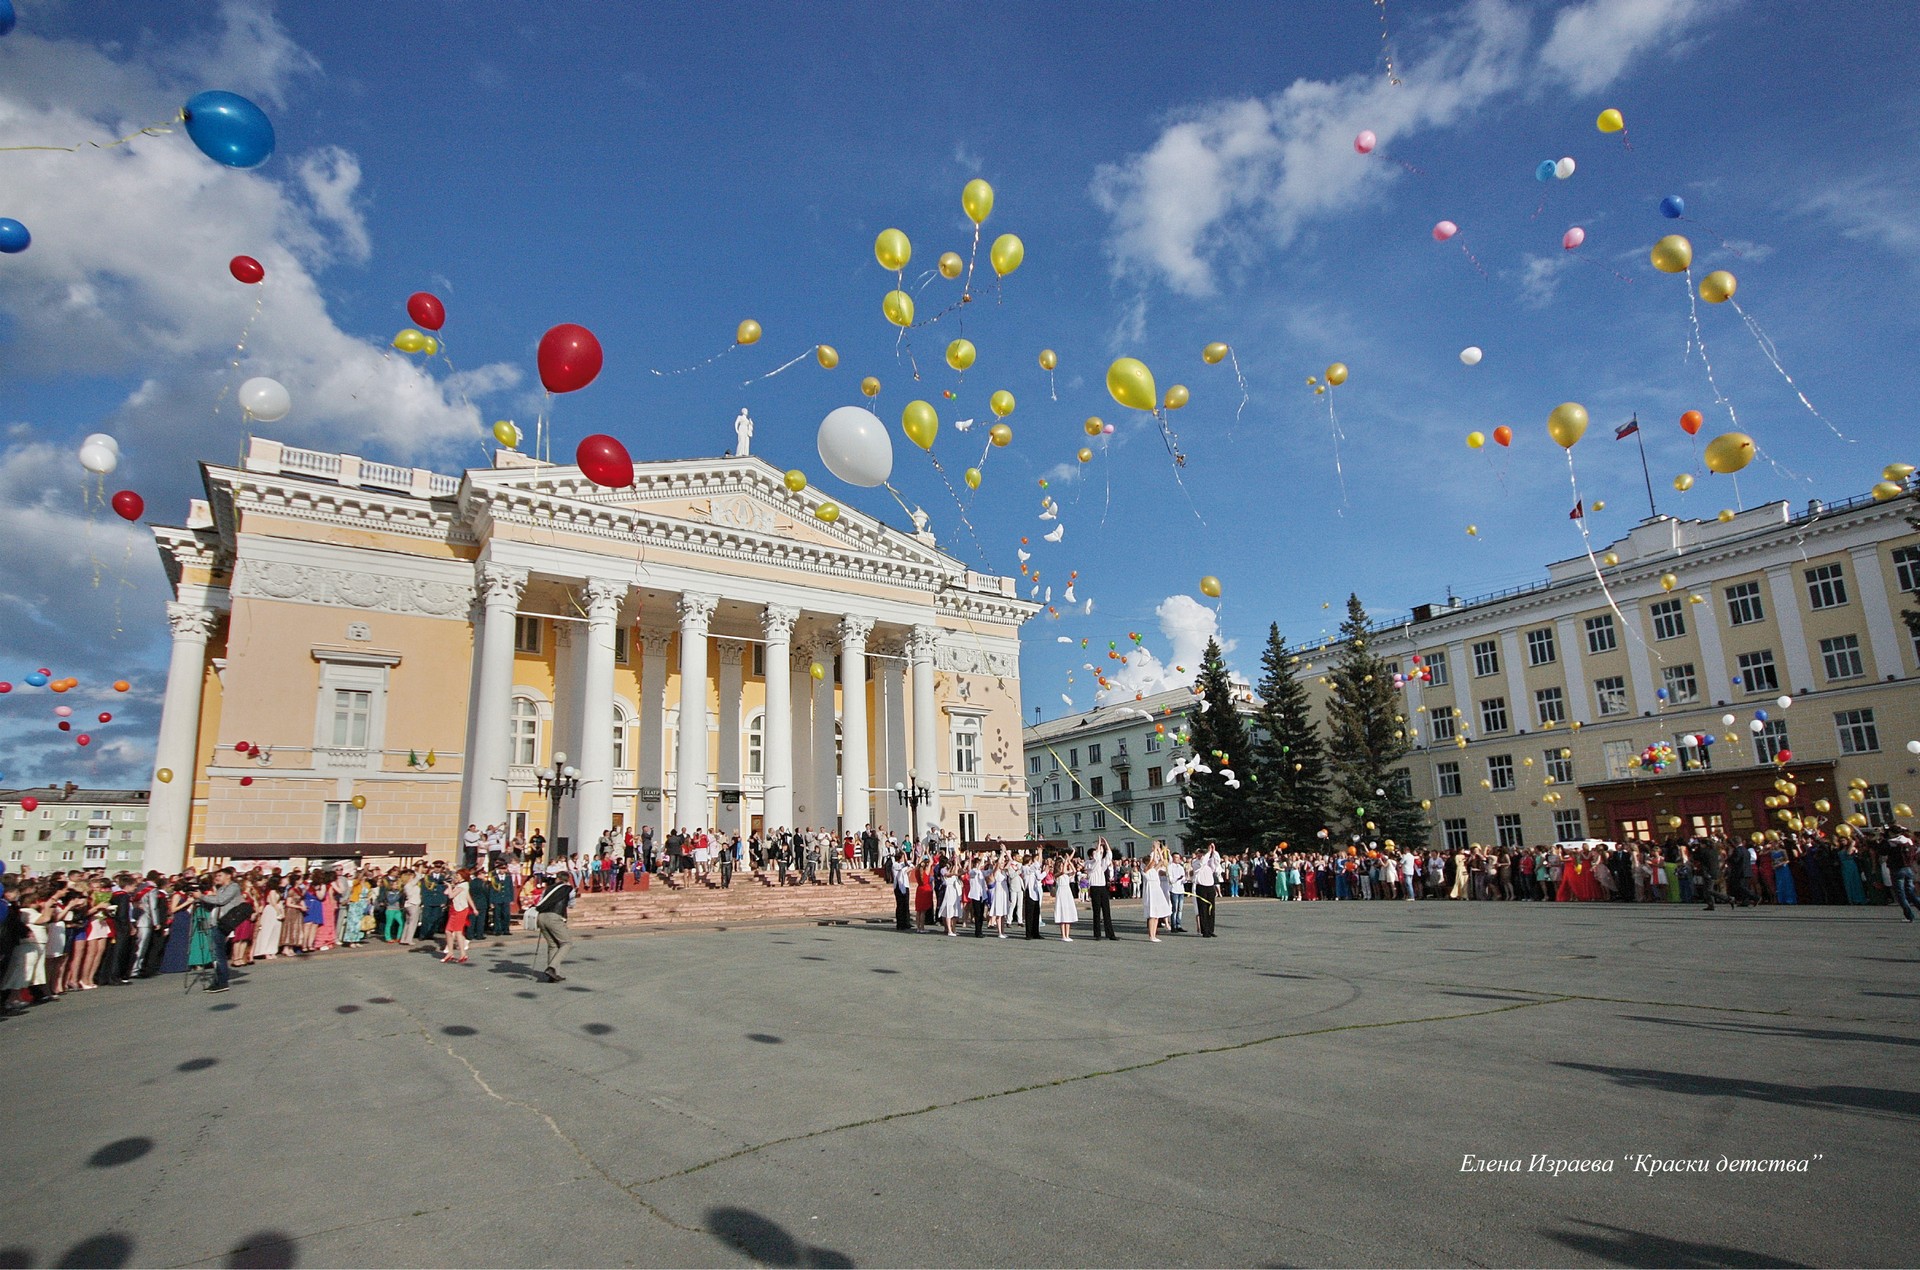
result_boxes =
[1032,798,1189,838]
[1025,734,1167,776]
[1,808,145,822]
[18,846,142,865]
[7,826,140,843]
[1029,763,1177,806]
[1435,781,1905,852]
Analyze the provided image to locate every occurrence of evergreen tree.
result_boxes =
[1180,636,1260,854]
[1324,594,1428,850]
[1248,624,1329,848]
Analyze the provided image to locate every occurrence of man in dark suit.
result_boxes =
[1021,852,1042,939]
[892,851,913,930]
[1695,840,1732,911]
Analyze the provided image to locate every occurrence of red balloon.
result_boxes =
[575,434,634,488]
[110,490,144,522]
[538,323,603,394]
[234,741,251,753]
[76,734,90,746]
[58,721,70,731]
[0,683,10,693]
[229,255,264,284]
[408,291,446,332]
[1679,409,1703,436]
[1493,425,1513,448]
[240,775,253,786]
[98,712,112,723]
[20,797,37,812]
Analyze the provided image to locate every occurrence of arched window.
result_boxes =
[612,705,630,771]
[509,696,540,765]
[746,712,765,776]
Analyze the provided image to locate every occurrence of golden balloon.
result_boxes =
[1106,357,1157,412]
[1702,431,1755,474]
[1547,401,1589,448]
[989,233,1024,277]
[1198,575,1222,599]
[1673,472,1695,492]
[351,794,367,810]
[1698,269,1737,304]
[736,318,762,346]
[392,328,428,354]
[1659,571,1678,592]
[156,767,173,784]
[1872,480,1903,502]
[814,344,838,369]
[1592,500,1605,511]
[938,251,963,280]
[963,467,982,490]
[783,469,808,493]
[860,375,881,398]
[882,289,915,328]
[961,178,995,225]
[492,419,521,448]
[1084,417,1104,437]
[945,338,976,372]
[809,661,826,680]
[1202,342,1229,365]
[901,400,939,452]
[1038,348,1057,371]
[813,504,840,525]
[1077,447,1093,463]
[1717,508,1735,522]
[1883,462,1915,481]
[874,227,911,272]
[1650,234,1693,274]
[1324,363,1349,386]
[1601,551,1620,566]
[1163,384,1189,410]
[1466,431,1485,449]
[989,389,1015,418]
[988,422,1013,447]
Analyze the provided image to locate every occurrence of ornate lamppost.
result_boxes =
[536,750,581,863]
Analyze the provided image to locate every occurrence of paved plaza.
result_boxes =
[2,899,1915,1268]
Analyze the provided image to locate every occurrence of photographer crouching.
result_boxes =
[194,868,249,994]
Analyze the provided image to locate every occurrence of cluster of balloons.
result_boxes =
[1631,741,1677,774]
[1534,156,1576,181]
[1872,462,1915,501]
[77,432,120,475]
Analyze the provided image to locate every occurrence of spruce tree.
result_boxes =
[1249,624,1329,848]
[1324,594,1428,850]
[1179,636,1260,854]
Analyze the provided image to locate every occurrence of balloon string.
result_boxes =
[893,323,922,380]
[1046,369,1057,402]
[1682,266,1738,430]
[922,451,988,562]
[1565,449,1664,667]
[650,342,740,377]
[1573,255,1637,285]
[1100,440,1113,529]
[1681,217,1745,257]
[1323,390,1350,511]
[0,110,182,155]
[911,267,941,293]
[1228,348,1250,429]
[741,346,813,386]
[211,283,269,420]
[1151,406,1206,527]
[961,222,982,296]
[1375,0,1403,85]
[1456,240,1488,279]
[1728,299,1849,441]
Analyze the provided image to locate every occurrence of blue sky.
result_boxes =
[2,0,1917,787]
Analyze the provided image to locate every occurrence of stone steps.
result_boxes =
[566,868,895,929]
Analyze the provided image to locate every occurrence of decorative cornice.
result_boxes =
[676,591,717,632]
[229,559,476,620]
[477,563,528,609]
[166,602,217,641]
[214,469,473,545]
[715,639,748,668]
[836,615,875,649]
[761,603,799,643]
[581,577,626,618]
[934,642,1018,678]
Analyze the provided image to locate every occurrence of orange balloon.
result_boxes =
[1680,410,1703,436]
[1492,426,1512,448]
[113,680,130,692]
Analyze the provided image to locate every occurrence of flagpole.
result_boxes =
[1631,413,1658,519]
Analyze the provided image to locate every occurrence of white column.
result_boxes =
[673,592,716,830]
[716,638,747,836]
[636,628,670,833]
[551,623,583,848]
[1691,585,1732,704]
[1617,598,1659,716]
[879,643,909,835]
[908,624,941,836]
[1556,617,1591,725]
[790,639,815,827]
[1764,565,1817,696]
[574,578,624,849]
[837,616,873,829]
[809,637,837,831]
[146,602,217,876]
[464,564,527,832]
[1849,543,1908,678]
[760,605,798,832]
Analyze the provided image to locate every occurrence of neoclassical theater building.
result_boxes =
[144,434,1037,874]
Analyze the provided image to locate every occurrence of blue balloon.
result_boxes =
[1755,709,1769,722]
[1656,688,1668,700]
[1731,674,1742,686]
[1660,195,1685,219]
[0,860,8,876]
[0,218,29,254]
[182,90,275,169]
[0,0,15,37]
[23,671,48,687]
[1536,160,1556,182]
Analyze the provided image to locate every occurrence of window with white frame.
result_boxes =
[1479,697,1508,734]
[90,808,109,821]
[1092,809,1107,830]
[958,811,978,847]
[1834,709,1879,755]
[85,825,109,844]
[1595,675,1629,716]
[1176,800,1188,820]
[1649,598,1687,641]
[1895,545,1920,596]
[1069,747,1079,768]
[1429,710,1457,742]
[1725,580,1765,626]
[1144,734,1161,753]
[1585,614,1617,655]
[1149,802,1167,824]
[1028,756,1041,775]
[84,844,107,864]
[1552,809,1585,841]
[513,614,543,654]
[1425,650,1450,686]
[322,802,361,844]
[952,717,981,774]
[1534,686,1566,727]
[1676,732,1711,772]
[1602,739,1637,780]
[509,696,541,766]
[1072,812,1082,833]
[331,689,371,748]
[1088,742,1102,763]
[1526,627,1557,666]
[1436,761,1462,797]
[1494,814,1524,849]
[1753,718,1789,765]
[1862,783,1895,827]
[1660,663,1699,704]
[611,711,629,771]
[1472,640,1500,678]
[1488,754,1515,791]
[1544,748,1574,784]
[1820,634,1865,681]
[747,713,765,776]
[1805,562,1848,610]
[1442,819,1469,852]
[1736,649,1779,694]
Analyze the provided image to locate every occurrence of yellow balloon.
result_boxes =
[783,469,807,493]
[156,767,173,784]
[989,389,1015,418]
[420,336,439,356]
[874,228,911,272]
[1883,462,1915,481]
[351,793,367,810]
[1596,108,1624,133]
[1077,447,1093,463]
[1872,480,1903,502]
[1591,500,1605,511]
[1650,234,1693,274]
[1894,802,1914,819]
[1306,376,1318,386]
[492,419,521,448]
[392,328,427,354]
[1547,402,1589,448]
[945,338,976,371]
[1717,508,1735,522]
[1698,270,1737,304]
[988,422,1012,447]
[1659,571,1678,592]
[1673,472,1695,492]
[882,290,915,328]
[1198,575,1222,599]
[1038,348,1058,371]
[1163,384,1189,410]
[815,344,839,369]
[902,400,939,451]
[961,178,994,225]
[1106,357,1157,411]
[963,467,981,490]
[938,251,964,280]
[1703,431,1755,474]
[813,504,840,525]
[1601,551,1619,566]
[860,376,881,398]
[1325,363,1349,386]
[810,661,826,680]
[1466,431,1485,450]
[989,233,1024,277]
[1084,417,1104,437]
[1466,525,1477,536]
[736,318,762,346]
[1314,385,1326,395]
[1202,342,1229,365]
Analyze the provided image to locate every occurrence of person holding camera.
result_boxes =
[195,868,247,993]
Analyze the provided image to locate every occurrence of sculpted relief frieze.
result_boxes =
[232,559,474,619]
[932,643,1017,678]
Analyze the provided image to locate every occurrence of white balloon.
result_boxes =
[1908,740,1920,755]
[82,432,121,454]
[1775,695,1792,709]
[1721,713,1736,727]
[1459,346,1483,366]
[1554,156,1576,180]
[238,376,291,423]
[1749,720,1765,733]
[816,405,893,488]
[77,441,118,475]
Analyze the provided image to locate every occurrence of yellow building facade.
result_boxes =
[145,437,1036,872]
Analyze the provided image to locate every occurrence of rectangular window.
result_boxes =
[1429,710,1457,742]
[1480,697,1509,734]
[1436,761,1462,798]
[1072,778,1085,801]
[513,614,543,654]
[1862,783,1895,828]
[1176,801,1188,820]
[331,689,372,749]
[1425,650,1450,686]
[1488,754,1515,791]
[958,812,978,847]
[1805,562,1848,610]
[1661,663,1699,705]
[1142,765,1160,788]
[1603,739,1637,781]
[1834,709,1879,755]
[1676,732,1711,772]
[1585,614,1617,655]
[1089,775,1104,797]
[1051,782,1061,804]
[752,644,765,677]
[1029,756,1041,775]
[1072,812,1082,833]
[1092,810,1107,830]
[1649,598,1687,641]
[1087,742,1102,763]
[1494,814,1524,850]
[1753,718,1789,765]
[1820,634,1865,681]
[613,627,630,665]
[1595,675,1629,717]
[1472,640,1500,678]
[1149,802,1167,824]
[1725,580,1765,626]
[1737,650,1779,694]
[322,802,361,844]
[1534,686,1566,727]
[1069,747,1078,768]
[1545,748,1573,784]
[1894,545,1920,596]
[1144,734,1161,753]
[85,825,109,844]
[90,808,110,821]
[954,726,979,775]
[1552,809,1586,842]
[120,829,132,841]
[1442,819,1469,853]
[1526,627,1557,666]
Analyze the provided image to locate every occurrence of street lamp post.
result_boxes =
[893,769,930,849]
[535,750,581,863]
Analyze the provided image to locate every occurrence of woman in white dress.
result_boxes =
[1052,854,1080,941]
[988,853,1014,938]
[1141,845,1173,942]
[252,882,284,961]
[2,888,51,1013]
[936,856,963,936]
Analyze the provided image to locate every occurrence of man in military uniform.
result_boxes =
[419,864,449,944]
[467,867,494,942]
[488,860,514,934]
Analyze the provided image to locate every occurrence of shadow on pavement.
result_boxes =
[1618,1014,1920,1050]
[1542,1218,1809,1267]
[85,1138,152,1169]
[705,1207,852,1267]
[1558,1061,1920,1117]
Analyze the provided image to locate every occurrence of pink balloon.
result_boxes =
[1562,226,1586,250]
[1101,423,1115,435]
[1354,129,1377,155]
[54,705,71,717]
[1432,220,1458,242]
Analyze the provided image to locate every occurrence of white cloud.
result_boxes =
[1516,253,1571,306]
[297,144,371,263]
[1094,594,1234,703]
[1539,0,1710,95]
[1795,177,1920,260]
